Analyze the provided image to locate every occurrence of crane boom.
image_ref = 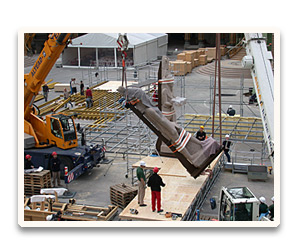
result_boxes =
[242,33,274,161]
[24,33,71,120]
[24,33,77,149]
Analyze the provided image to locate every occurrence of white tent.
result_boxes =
[62,33,168,68]
[148,33,168,57]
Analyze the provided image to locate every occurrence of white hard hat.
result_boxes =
[225,134,230,138]
[46,214,53,221]
[140,161,146,166]
[271,196,274,202]
[229,105,232,108]
[259,197,266,203]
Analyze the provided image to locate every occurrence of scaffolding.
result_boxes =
[64,56,270,181]
[174,73,259,118]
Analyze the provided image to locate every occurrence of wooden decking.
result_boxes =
[119,152,223,221]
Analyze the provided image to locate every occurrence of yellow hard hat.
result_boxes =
[200,126,204,129]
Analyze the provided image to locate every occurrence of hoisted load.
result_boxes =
[117,85,222,179]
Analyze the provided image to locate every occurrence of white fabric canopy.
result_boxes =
[63,33,168,67]
[69,33,158,48]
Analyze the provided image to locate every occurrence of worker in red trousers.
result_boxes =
[147,167,166,213]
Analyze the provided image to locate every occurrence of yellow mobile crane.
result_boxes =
[24,33,106,180]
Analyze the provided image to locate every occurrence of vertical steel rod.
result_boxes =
[217,33,222,145]
[212,35,218,138]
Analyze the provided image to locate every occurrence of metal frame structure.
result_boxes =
[182,156,225,221]
[174,73,259,118]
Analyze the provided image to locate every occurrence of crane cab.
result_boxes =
[218,187,260,221]
[45,113,78,150]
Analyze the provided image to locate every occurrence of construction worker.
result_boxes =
[222,134,232,162]
[42,83,49,102]
[63,88,73,108]
[136,161,147,207]
[50,152,61,187]
[80,81,84,96]
[147,167,165,213]
[24,154,34,169]
[70,78,76,94]
[227,105,236,116]
[259,196,269,215]
[196,126,206,141]
[85,87,93,108]
[268,196,274,220]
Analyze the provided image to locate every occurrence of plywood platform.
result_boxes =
[119,153,223,221]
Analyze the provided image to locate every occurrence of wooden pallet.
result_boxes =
[24,170,52,196]
[110,183,137,209]
[24,197,118,221]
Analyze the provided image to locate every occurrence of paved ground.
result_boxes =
[200,168,274,218]
[24,46,274,221]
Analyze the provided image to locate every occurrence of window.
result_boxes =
[60,117,76,141]
[50,118,62,139]
[220,192,234,221]
[234,203,253,221]
[227,187,254,199]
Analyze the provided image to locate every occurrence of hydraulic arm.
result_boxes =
[242,33,274,162]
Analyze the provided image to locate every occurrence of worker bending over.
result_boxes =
[227,105,236,116]
[25,154,34,169]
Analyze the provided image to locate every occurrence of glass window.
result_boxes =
[50,118,62,138]
[234,203,253,221]
[228,187,254,199]
[98,48,115,67]
[60,117,77,141]
[62,47,79,66]
[220,192,234,221]
[80,48,96,66]
[60,117,75,132]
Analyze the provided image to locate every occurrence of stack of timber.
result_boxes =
[24,196,118,221]
[110,183,138,209]
[37,81,125,130]
[24,170,52,196]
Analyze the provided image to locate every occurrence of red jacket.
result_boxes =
[86,89,92,98]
